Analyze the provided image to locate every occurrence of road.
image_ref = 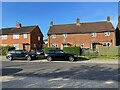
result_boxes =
[1,60,119,88]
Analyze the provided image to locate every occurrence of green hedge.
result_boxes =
[98,46,120,56]
[63,47,81,55]
[0,46,15,55]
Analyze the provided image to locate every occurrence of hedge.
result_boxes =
[98,46,120,56]
[0,46,15,55]
[63,47,81,55]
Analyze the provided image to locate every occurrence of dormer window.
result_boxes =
[62,34,67,38]
[91,33,96,37]
[104,32,110,36]
[52,34,56,38]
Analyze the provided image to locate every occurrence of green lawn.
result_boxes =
[78,56,119,60]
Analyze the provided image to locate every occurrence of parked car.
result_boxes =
[6,50,38,61]
[36,49,44,55]
[45,50,77,62]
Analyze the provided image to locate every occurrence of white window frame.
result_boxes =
[91,33,96,37]
[1,44,7,46]
[23,34,27,38]
[1,35,7,40]
[13,34,19,39]
[52,34,56,38]
[80,43,84,48]
[52,44,58,48]
[38,36,40,41]
[104,32,110,36]
[13,44,19,50]
[62,34,67,38]
[103,42,110,46]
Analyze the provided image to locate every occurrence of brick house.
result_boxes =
[48,16,116,49]
[0,23,44,51]
[116,16,120,46]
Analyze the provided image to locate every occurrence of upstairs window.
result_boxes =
[91,33,96,37]
[62,34,67,38]
[104,32,110,36]
[38,36,40,41]
[1,35,7,40]
[23,34,27,38]
[52,34,56,38]
[13,34,19,39]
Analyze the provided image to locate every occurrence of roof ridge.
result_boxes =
[2,25,37,29]
[53,21,109,26]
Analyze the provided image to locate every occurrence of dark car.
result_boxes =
[36,49,44,55]
[6,50,38,61]
[45,50,77,62]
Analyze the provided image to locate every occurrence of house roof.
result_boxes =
[1,25,38,35]
[48,21,115,35]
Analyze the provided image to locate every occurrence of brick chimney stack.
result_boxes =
[50,21,53,27]
[76,18,80,26]
[16,22,22,28]
[118,16,120,29]
[107,16,110,22]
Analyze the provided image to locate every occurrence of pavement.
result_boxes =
[0,56,119,64]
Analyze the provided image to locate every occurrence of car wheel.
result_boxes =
[27,56,31,61]
[8,56,12,61]
[47,56,52,61]
[69,56,74,62]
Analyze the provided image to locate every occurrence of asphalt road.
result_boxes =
[1,60,119,88]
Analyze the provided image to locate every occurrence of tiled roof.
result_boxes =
[1,26,37,35]
[48,21,115,35]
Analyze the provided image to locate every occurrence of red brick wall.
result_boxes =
[1,34,31,51]
[31,27,43,50]
[48,32,115,49]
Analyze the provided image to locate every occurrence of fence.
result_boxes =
[98,46,120,56]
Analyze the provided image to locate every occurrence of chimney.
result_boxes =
[107,16,110,22]
[50,21,53,27]
[16,22,22,28]
[118,16,120,28]
[76,18,80,26]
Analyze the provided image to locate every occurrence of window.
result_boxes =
[91,33,96,37]
[104,32,110,36]
[34,44,36,48]
[103,42,110,46]
[13,44,19,50]
[1,35,7,40]
[1,44,7,46]
[13,34,19,39]
[62,34,67,38]
[23,34,27,38]
[52,34,56,38]
[52,44,58,48]
[80,43,84,48]
[38,36,40,41]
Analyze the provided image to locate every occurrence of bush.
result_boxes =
[63,47,81,55]
[44,47,59,53]
[0,46,15,55]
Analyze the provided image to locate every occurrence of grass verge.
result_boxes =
[78,56,119,60]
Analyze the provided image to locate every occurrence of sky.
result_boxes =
[2,2,118,39]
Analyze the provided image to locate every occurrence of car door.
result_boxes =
[15,50,22,59]
[55,50,65,60]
